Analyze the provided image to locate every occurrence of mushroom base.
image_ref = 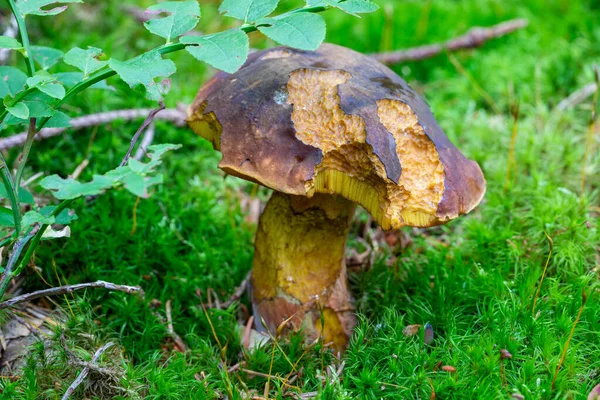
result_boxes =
[251,192,356,352]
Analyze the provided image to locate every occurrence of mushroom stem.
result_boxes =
[251,191,356,351]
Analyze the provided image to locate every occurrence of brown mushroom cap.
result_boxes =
[188,43,485,229]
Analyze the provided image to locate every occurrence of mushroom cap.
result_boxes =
[188,43,485,229]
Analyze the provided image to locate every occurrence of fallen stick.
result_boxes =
[0,107,186,151]
[61,341,114,400]
[370,18,528,64]
[0,281,142,310]
[219,270,251,309]
[556,82,598,111]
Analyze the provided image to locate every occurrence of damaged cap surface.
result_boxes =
[188,43,485,229]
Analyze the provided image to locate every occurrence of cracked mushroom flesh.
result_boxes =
[188,43,486,352]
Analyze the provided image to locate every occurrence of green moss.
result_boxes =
[1,0,599,398]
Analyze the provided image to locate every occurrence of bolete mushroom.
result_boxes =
[188,43,485,351]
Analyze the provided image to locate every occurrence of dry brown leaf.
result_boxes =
[441,365,456,373]
[500,349,513,359]
[403,324,421,337]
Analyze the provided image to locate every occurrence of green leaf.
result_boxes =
[219,0,279,22]
[21,211,55,231]
[64,47,108,78]
[144,0,201,42]
[0,208,14,227]
[327,0,378,16]
[122,173,163,197]
[31,46,64,70]
[5,102,29,120]
[3,90,56,125]
[0,67,27,98]
[257,13,326,50]
[55,72,114,90]
[182,29,249,73]
[40,174,114,200]
[45,111,71,128]
[0,36,22,49]
[39,205,78,225]
[0,185,34,205]
[27,74,66,99]
[109,51,176,100]
[17,0,82,17]
[41,144,181,200]
[305,0,326,6]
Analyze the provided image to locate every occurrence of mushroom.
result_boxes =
[187,43,485,351]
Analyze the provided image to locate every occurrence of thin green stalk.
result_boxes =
[0,153,20,236]
[14,118,36,193]
[0,227,37,298]
[12,199,74,278]
[5,0,36,77]
[0,86,38,126]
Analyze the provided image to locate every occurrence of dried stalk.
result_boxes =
[0,281,142,310]
[120,101,165,166]
[0,107,186,151]
[61,341,114,400]
[371,18,528,64]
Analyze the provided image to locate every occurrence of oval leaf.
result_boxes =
[327,0,379,16]
[16,0,82,17]
[64,47,108,78]
[182,29,249,74]
[0,36,22,50]
[219,0,279,22]
[31,46,64,70]
[109,51,176,100]
[6,102,29,120]
[257,13,326,51]
[0,67,27,98]
[144,0,201,42]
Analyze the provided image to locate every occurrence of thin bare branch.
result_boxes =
[220,270,251,309]
[0,281,142,310]
[133,122,155,161]
[371,18,528,64]
[120,101,165,166]
[556,82,598,111]
[0,107,186,151]
[61,341,114,400]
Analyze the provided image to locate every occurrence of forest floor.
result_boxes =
[1,0,599,398]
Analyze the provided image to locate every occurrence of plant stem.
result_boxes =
[11,198,74,279]
[14,118,36,200]
[0,226,38,298]
[5,0,36,77]
[0,153,20,236]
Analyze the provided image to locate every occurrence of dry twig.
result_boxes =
[0,107,186,151]
[120,101,165,166]
[371,18,528,64]
[0,281,142,310]
[220,270,251,309]
[133,122,156,161]
[556,82,598,111]
[61,341,114,400]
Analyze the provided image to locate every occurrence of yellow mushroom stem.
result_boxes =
[251,191,357,352]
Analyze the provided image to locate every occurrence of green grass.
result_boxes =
[0,0,599,398]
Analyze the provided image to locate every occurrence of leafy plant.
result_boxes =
[0,0,378,300]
